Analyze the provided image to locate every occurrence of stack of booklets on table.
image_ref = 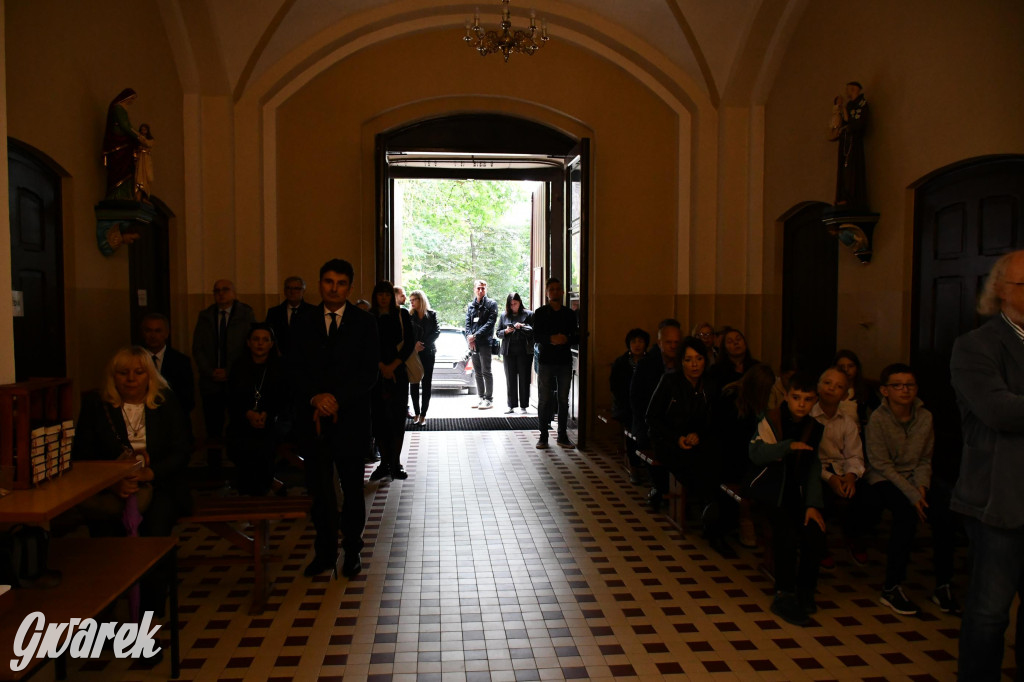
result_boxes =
[29,420,74,484]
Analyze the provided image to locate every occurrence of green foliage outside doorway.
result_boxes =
[398,179,534,326]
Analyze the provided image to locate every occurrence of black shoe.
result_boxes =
[536,436,549,449]
[556,433,575,448]
[932,584,961,615]
[647,488,663,512]
[303,554,338,577]
[505,408,516,414]
[341,553,362,578]
[880,585,920,616]
[369,464,390,482]
[771,591,810,627]
[799,591,818,615]
[391,465,409,480]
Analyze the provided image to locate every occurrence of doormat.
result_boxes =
[408,417,540,431]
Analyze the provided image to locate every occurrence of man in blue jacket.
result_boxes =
[950,249,1024,680]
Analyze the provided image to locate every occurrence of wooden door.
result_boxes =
[912,155,1024,481]
[8,142,65,381]
[781,202,837,374]
[128,202,172,344]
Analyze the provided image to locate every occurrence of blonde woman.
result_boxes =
[72,345,192,537]
[408,290,439,425]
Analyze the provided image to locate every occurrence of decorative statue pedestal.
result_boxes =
[822,206,880,264]
[94,200,158,256]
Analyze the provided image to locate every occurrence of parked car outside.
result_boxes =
[432,326,476,394]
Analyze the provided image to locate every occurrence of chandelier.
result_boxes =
[464,0,549,62]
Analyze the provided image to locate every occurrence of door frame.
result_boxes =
[374,114,592,444]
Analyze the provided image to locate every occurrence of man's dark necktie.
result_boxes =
[289,306,298,325]
[152,354,160,372]
[218,310,228,368]
[328,312,339,338]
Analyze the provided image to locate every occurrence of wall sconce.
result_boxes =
[822,207,880,264]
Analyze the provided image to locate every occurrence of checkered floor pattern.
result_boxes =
[65,429,993,681]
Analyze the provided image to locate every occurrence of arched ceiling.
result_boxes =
[168,0,807,107]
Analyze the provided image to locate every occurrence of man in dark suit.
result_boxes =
[951,249,1024,680]
[140,312,195,417]
[265,276,317,355]
[192,280,255,456]
[290,259,379,578]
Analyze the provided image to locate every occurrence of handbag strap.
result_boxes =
[102,402,136,458]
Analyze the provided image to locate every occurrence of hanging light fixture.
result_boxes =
[464,0,549,62]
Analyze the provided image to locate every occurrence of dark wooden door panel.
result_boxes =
[8,143,65,381]
[782,202,837,375]
[912,156,1024,481]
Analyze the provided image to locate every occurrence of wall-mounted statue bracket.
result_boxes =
[822,206,880,264]
[94,199,157,256]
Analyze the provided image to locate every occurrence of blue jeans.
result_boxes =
[537,363,572,436]
[958,517,1024,681]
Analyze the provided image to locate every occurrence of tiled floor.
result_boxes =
[67,429,995,681]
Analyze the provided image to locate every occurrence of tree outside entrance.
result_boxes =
[397,179,534,325]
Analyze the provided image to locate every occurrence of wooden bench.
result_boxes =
[635,448,687,530]
[177,495,312,613]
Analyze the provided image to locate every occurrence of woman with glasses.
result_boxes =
[691,322,718,364]
[497,292,534,414]
[408,290,439,425]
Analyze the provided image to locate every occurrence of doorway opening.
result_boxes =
[375,114,589,444]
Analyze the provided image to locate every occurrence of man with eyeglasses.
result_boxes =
[192,279,255,468]
[863,363,957,618]
[266,276,317,356]
[950,250,1024,680]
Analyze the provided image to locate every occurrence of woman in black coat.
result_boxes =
[408,289,440,425]
[370,280,415,481]
[72,345,193,614]
[496,292,534,414]
[227,323,287,495]
[647,336,734,556]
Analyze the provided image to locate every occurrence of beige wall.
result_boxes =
[272,29,682,411]
[4,0,186,392]
[763,0,1024,377]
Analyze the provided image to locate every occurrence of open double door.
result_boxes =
[375,115,589,445]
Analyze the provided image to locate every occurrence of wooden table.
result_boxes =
[0,537,179,680]
[0,461,141,523]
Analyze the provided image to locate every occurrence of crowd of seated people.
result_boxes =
[611,321,962,627]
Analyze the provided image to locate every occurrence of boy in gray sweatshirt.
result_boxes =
[865,363,958,617]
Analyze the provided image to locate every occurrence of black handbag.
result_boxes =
[0,524,50,588]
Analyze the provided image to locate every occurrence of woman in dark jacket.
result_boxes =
[408,289,440,425]
[370,280,415,481]
[72,345,192,614]
[496,292,534,414]
[707,326,758,392]
[227,323,287,495]
[647,336,735,555]
[610,328,650,483]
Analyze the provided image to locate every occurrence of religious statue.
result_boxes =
[135,123,154,201]
[101,88,140,201]
[829,81,869,209]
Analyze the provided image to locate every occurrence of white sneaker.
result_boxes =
[471,399,481,408]
[479,399,493,410]
[519,407,529,414]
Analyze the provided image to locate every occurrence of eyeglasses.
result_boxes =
[284,286,304,291]
[696,331,712,338]
[886,383,917,391]
[213,287,232,294]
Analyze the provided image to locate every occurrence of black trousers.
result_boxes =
[228,429,276,496]
[373,373,410,469]
[504,353,532,408]
[410,351,435,417]
[863,479,955,588]
[304,423,367,560]
[767,504,825,595]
